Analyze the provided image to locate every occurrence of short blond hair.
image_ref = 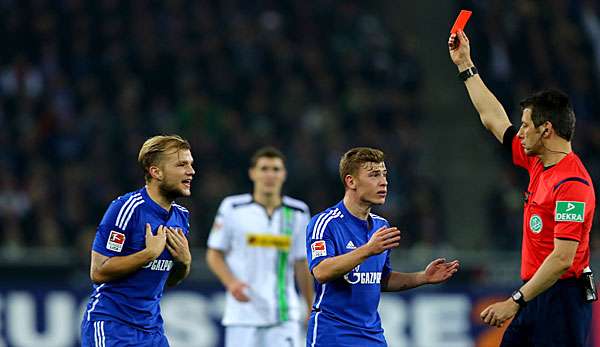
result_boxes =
[339,147,385,188]
[138,135,191,182]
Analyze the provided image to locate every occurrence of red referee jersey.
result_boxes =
[509,130,595,280]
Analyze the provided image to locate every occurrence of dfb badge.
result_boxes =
[107,230,126,252]
[311,240,327,258]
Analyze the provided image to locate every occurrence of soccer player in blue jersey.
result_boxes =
[80,135,195,347]
[306,147,460,347]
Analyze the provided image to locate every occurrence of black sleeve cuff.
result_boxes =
[502,126,517,155]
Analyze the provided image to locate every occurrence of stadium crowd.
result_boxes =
[0,0,435,258]
[0,0,598,260]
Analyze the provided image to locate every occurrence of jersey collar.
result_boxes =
[543,151,574,171]
[337,200,372,229]
[141,186,171,218]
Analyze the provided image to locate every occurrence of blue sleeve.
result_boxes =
[181,210,191,236]
[174,204,191,236]
[382,250,392,279]
[306,214,338,273]
[377,219,392,280]
[92,197,137,257]
[185,214,191,236]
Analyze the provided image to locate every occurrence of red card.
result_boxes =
[451,10,472,34]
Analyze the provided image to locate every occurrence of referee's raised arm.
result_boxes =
[449,30,512,143]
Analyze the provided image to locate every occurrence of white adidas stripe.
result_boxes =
[94,321,104,347]
[311,210,331,239]
[312,209,339,239]
[311,283,327,347]
[120,199,144,229]
[115,194,141,228]
[311,311,320,347]
[114,194,137,227]
[86,284,105,321]
[93,321,98,347]
[316,210,341,240]
[117,196,143,229]
[370,213,387,221]
[100,321,105,347]
[314,283,327,309]
[173,203,189,212]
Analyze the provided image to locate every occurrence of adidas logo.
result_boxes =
[346,241,356,249]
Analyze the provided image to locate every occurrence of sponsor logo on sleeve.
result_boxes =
[555,201,585,223]
[106,231,125,252]
[311,240,327,258]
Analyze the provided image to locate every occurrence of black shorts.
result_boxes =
[501,278,592,347]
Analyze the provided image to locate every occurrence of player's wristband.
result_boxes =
[458,66,478,81]
[511,289,527,308]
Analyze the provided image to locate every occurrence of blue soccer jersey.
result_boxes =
[83,186,190,332]
[306,201,391,347]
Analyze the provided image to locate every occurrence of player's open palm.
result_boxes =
[145,224,167,259]
[166,227,192,266]
[366,226,401,255]
[423,258,460,284]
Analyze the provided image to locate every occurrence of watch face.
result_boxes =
[512,291,522,300]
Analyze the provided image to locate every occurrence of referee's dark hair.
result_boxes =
[520,89,576,141]
[250,146,286,168]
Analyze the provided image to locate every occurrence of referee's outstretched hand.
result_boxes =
[366,226,401,256]
[145,224,167,260]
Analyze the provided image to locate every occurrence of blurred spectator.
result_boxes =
[0,1,430,257]
[1,0,598,258]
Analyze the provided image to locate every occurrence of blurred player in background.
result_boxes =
[449,30,596,346]
[306,147,459,346]
[206,147,313,347]
[80,135,195,347]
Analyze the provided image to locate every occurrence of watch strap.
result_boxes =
[511,289,527,307]
[458,66,478,81]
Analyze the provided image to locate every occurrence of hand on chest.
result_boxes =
[130,221,188,256]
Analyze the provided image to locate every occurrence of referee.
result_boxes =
[449,31,596,346]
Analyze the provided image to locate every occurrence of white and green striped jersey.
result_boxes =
[208,193,310,326]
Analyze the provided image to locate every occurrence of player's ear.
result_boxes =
[248,167,256,182]
[149,165,162,181]
[543,121,552,137]
[345,174,356,190]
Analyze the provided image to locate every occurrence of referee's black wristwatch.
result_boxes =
[458,66,478,81]
[511,289,527,308]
